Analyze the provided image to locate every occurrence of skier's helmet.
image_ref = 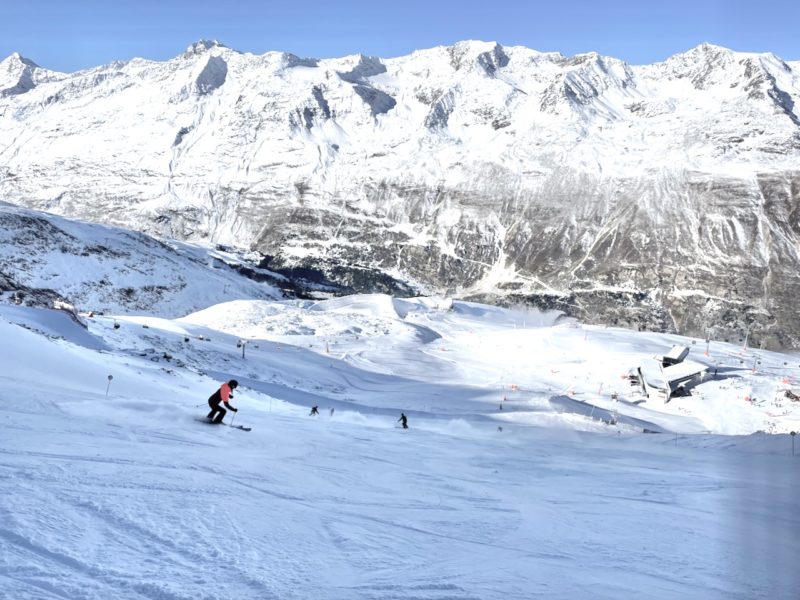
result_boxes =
[229,379,239,389]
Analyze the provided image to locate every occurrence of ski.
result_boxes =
[194,417,250,431]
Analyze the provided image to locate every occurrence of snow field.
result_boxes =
[1,296,799,599]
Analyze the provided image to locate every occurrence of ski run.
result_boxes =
[1,294,799,599]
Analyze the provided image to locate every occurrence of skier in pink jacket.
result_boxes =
[207,380,239,424]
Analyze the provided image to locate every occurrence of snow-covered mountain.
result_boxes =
[0,202,284,316]
[1,40,799,347]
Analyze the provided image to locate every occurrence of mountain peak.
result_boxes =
[445,40,508,75]
[2,52,39,70]
[646,42,741,89]
[449,39,501,52]
[663,42,735,64]
[184,39,227,56]
[1,52,41,97]
[693,42,732,55]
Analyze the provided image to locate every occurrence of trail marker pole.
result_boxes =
[743,327,749,352]
[792,431,796,456]
[105,375,113,399]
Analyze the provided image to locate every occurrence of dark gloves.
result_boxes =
[232,407,238,412]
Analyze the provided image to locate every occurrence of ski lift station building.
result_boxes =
[637,345,707,402]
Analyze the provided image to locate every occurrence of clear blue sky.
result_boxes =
[2,0,798,72]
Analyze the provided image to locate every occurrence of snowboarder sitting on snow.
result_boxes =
[309,405,319,416]
[398,413,408,429]
[207,380,239,424]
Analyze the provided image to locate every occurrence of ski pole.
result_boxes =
[230,410,237,427]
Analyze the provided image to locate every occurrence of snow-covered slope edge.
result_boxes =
[0,202,283,316]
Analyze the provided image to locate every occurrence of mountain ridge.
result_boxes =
[1,40,799,348]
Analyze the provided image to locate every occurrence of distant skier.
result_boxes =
[329,407,335,416]
[398,413,408,429]
[207,380,239,424]
[309,405,319,416]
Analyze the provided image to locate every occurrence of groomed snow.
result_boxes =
[1,296,798,599]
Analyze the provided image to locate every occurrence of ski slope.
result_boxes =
[1,296,798,599]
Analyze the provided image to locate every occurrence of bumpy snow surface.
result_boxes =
[1,296,798,599]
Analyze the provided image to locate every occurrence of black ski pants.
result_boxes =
[207,397,226,423]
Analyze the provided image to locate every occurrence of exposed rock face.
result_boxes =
[0,41,799,347]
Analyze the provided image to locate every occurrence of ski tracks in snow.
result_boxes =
[1,491,276,599]
[0,441,292,599]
